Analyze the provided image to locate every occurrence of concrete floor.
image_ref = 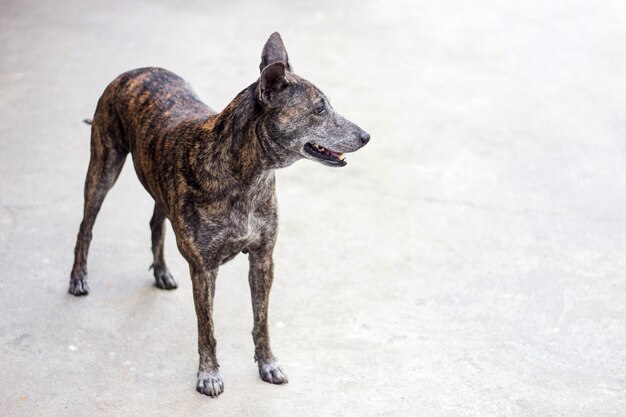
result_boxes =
[1,0,625,415]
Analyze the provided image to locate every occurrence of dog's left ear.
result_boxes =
[257,61,288,106]
[260,32,293,73]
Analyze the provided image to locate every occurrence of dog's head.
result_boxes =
[256,32,370,168]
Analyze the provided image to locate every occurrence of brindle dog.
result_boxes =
[68,32,370,397]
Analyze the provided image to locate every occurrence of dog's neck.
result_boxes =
[199,84,298,177]
[188,85,297,197]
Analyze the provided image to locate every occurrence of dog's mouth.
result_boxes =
[303,142,347,167]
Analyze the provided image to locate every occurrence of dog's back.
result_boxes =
[95,67,213,144]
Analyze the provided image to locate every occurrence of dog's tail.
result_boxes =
[83,118,93,125]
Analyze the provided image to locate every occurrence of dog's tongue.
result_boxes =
[313,142,345,160]
[330,150,345,160]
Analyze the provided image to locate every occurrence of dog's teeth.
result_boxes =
[338,154,345,161]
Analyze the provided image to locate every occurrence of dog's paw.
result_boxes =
[196,370,224,397]
[258,360,288,385]
[68,275,89,296]
[154,267,177,290]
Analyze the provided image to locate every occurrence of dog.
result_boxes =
[68,32,370,397]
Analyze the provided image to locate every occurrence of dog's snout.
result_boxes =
[359,131,371,145]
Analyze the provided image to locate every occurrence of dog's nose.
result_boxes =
[360,131,371,145]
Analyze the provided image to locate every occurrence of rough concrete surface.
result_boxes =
[1,0,625,416]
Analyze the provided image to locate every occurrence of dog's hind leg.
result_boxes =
[150,203,177,289]
[69,122,128,296]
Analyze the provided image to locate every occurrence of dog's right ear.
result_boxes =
[257,61,288,107]
[260,32,293,73]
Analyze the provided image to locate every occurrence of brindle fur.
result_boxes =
[69,32,370,397]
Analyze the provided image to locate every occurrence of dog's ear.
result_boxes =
[260,32,293,73]
[257,61,288,106]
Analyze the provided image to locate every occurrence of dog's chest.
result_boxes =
[229,208,264,243]
[213,209,267,265]
[217,180,276,262]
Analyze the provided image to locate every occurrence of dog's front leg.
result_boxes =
[248,249,288,384]
[190,265,224,397]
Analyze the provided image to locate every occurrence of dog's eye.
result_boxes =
[314,102,326,115]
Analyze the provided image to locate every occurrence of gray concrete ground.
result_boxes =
[1,0,625,415]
